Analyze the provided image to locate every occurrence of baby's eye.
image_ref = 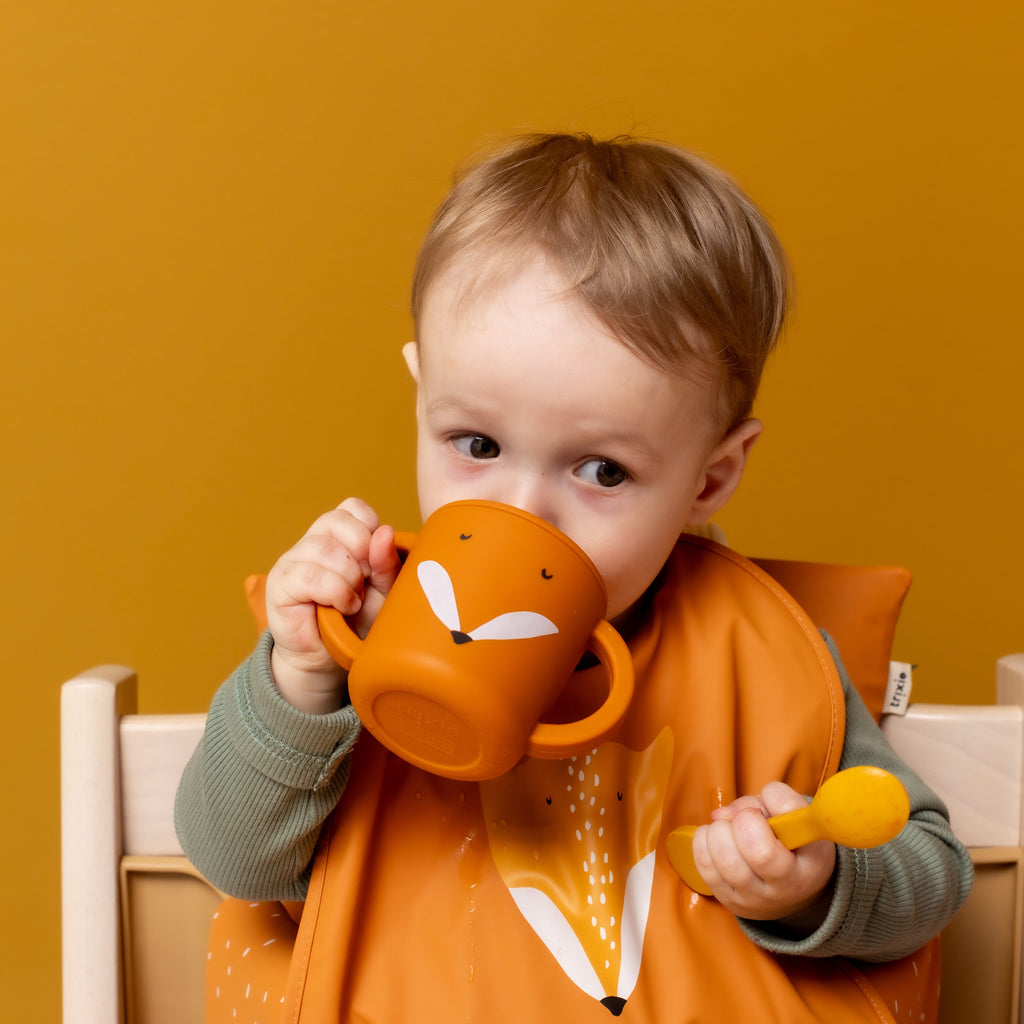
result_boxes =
[453,434,501,460]
[578,458,629,488]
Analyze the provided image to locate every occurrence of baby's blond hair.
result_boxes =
[411,133,789,433]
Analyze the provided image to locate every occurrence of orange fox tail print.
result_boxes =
[479,729,673,1015]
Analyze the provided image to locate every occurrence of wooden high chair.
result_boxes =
[60,574,1024,1023]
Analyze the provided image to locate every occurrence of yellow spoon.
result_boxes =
[666,765,910,896]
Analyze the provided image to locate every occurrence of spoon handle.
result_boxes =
[767,805,825,850]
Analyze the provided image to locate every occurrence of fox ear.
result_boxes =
[470,612,559,642]
[686,419,762,526]
[417,561,460,631]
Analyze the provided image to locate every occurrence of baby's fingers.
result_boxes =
[710,794,767,823]
[702,809,778,891]
[347,524,402,636]
[272,533,366,617]
[367,524,401,597]
[282,501,383,607]
[265,501,383,653]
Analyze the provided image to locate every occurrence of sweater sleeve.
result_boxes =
[740,633,974,962]
[173,631,362,901]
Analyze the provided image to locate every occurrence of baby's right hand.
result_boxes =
[265,497,401,714]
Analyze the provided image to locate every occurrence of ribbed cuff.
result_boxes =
[738,847,859,956]
[233,631,362,791]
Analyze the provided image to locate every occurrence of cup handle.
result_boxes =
[315,530,416,670]
[525,619,635,759]
[316,604,362,669]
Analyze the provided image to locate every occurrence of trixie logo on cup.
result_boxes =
[317,501,634,780]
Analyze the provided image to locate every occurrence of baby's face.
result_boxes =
[409,255,751,624]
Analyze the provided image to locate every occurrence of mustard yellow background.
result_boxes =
[3,1,1021,1017]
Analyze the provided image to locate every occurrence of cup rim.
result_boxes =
[429,499,607,602]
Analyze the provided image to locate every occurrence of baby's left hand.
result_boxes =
[690,781,836,923]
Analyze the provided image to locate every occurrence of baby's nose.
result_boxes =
[494,476,561,531]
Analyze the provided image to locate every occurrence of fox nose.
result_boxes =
[451,630,473,645]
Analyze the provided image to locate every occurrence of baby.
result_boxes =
[177,133,971,1021]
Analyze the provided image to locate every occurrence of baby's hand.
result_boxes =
[265,497,401,714]
[690,781,836,924]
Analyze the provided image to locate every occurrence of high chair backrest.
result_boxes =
[60,641,1024,1021]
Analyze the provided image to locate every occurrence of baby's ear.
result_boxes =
[402,341,421,382]
[686,419,762,525]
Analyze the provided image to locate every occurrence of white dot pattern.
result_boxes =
[204,899,297,1023]
[567,750,619,970]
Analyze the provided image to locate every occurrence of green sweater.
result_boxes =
[175,630,972,963]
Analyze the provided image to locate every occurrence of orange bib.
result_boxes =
[206,537,938,1023]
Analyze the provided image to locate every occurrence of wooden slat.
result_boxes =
[119,715,207,856]
[883,703,1023,848]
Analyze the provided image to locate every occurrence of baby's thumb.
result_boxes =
[760,781,810,817]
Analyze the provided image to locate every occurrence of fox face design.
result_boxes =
[417,559,559,644]
[479,729,674,1016]
[398,504,608,664]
